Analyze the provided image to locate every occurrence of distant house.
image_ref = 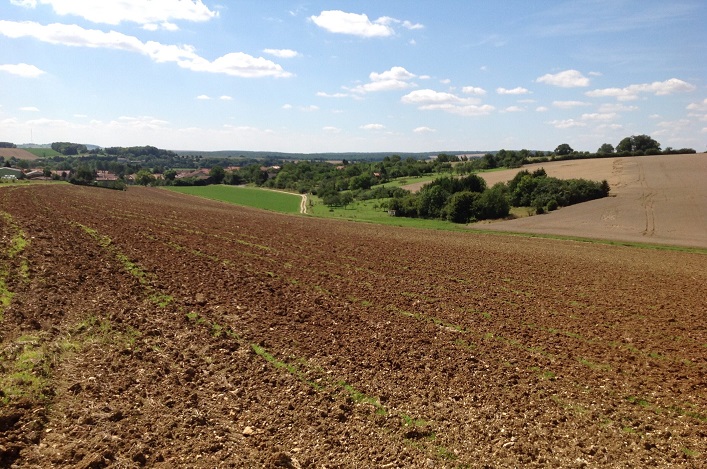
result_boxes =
[24,170,44,179]
[175,168,210,180]
[96,171,119,181]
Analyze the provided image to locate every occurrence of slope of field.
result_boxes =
[0,148,38,161]
[474,154,707,249]
[1,184,705,467]
[165,185,302,214]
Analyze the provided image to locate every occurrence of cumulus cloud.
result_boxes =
[552,100,591,109]
[316,91,349,98]
[503,106,525,112]
[536,106,549,112]
[196,94,211,100]
[310,10,393,37]
[413,126,436,133]
[12,0,217,26]
[310,10,422,37]
[687,98,707,111]
[598,103,638,112]
[0,20,292,78]
[19,106,40,111]
[143,22,179,31]
[349,66,416,93]
[496,87,530,95]
[586,78,695,101]
[360,123,385,130]
[581,112,617,121]
[536,69,589,87]
[0,62,46,77]
[547,119,587,129]
[462,86,486,96]
[323,126,341,133]
[219,95,232,101]
[263,49,300,58]
[401,89,494,116]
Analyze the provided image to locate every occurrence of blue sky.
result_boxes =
[1,0,705,152]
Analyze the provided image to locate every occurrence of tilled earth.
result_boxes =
[1,184,705,468]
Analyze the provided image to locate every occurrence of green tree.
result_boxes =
[135,169,155,186]
[209,165,225,184]
[597,143,615,155]
[554,143,574,156]
[474,183,510,220]
[444,191,479,223]
[616,137,633,153]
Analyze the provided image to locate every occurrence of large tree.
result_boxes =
[554,143,574,156]
[597,143,615,155]
[616,135,661,154]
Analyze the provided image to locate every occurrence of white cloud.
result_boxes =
[350,66,416,93]
[323,126,341,133]
[281,104,292,110]
[552,100,591,109]
[0,62,46,77]
[439,78,451,85]
[536,106,549,112]
[317,91,348,98]
[13,0,218,26]
[503,106,525,113]
[581,112,617,121]
[263,49,300,59]
[360,123,385,130]
[196,94,211,100]
[598,103,638,112]
[20,106,40,111]
[401,89,494,116]
[299,105,319,112]
[536,69,590,87]
[496,87,530,95]
[219,95,232,101]
[687,98,707,112]
[586,78,695,101]
[143,22,180,31]
[0,21,292,78]
[401,20,424,30]
[547,119,587,129]
[310,10,394,37]
[462,86,486,96]
[589,71,602,77]
[413,126,436,133]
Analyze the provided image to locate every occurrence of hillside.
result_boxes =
[1,184,705,467]
[471,154,707,249]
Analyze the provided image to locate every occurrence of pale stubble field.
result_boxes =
[475,154,707,249]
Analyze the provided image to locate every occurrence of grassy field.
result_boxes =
[22,148,63,158]
[165,185,301,214]
[308,196,470,230]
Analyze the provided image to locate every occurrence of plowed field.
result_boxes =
[1,184,705,468]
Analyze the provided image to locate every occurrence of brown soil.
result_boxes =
[1,184,705,468]
[0,149,38,161]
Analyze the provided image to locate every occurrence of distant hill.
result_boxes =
[173,150,496,161]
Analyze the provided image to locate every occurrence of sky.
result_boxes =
[1,0,706,153]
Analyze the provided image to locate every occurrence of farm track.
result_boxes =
[1,184,706,468]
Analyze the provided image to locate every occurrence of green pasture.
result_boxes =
[22,148,62,158]
[165,185,301,214]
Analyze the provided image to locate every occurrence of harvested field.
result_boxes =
[1,184,706,467]
[475,154,707,249]
[0,148,38,161]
